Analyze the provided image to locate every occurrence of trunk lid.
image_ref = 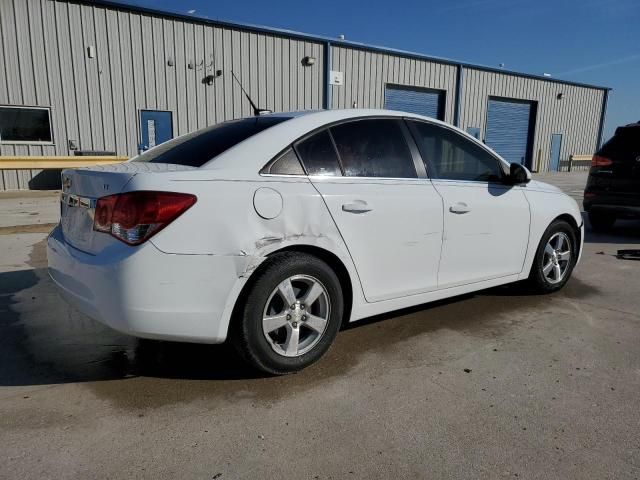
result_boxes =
[60,162,196,254]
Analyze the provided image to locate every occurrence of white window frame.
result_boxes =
[0,105,54,145]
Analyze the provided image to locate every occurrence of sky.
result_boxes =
[117,0,639,142]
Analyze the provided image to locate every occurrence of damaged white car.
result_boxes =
[48,109,583,374]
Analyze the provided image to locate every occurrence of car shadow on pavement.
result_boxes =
[0,237,601,390]
[0,261,263,387]
[0,262,557,388]
[582,212,640,245]
[584,222,640,245]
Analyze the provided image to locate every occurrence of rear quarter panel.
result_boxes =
[136,176,348,258]
[124,172,365,318]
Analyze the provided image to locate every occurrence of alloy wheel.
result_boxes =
[542,232,572,284]
[262,275,331,357]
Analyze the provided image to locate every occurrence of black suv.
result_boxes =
[584,122,640,231]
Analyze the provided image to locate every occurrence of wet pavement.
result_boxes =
[1,175,640,479]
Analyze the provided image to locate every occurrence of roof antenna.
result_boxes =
[231,70,272,116]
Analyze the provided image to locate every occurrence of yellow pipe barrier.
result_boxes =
[567,154,593,172]
[0,156,128,170]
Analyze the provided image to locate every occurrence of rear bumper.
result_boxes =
[47,225,256,343]
[584,191,640,217]
[584,202,640,218]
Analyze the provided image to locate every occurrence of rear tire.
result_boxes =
[232,252,343,375]
[528,220,577,293]
[588,211,615,232]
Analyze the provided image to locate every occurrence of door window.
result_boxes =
[330,119,417,178]
[409,121,504,182]
[295,130,342,176]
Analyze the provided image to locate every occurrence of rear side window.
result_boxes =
[264,148,305,175]
[295,130,342,176]
[133,116,290,167]
[599,126,639,163]
[330,119,417,178]
[409,121,504,182]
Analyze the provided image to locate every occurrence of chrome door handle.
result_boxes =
[342,200,372,214]
[449,202,471,214]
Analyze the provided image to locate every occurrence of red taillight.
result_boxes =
[93,191,197,245]
[592,155,613,167]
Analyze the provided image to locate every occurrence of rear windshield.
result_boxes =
[598,125,639,162]
[133,116,291,167]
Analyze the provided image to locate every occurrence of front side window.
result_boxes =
[133,116,291,167]
[294,130,342,176]
[330,119,417,178]
[0,106,52,143]
[409,121,504,182]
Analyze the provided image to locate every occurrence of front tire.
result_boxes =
[528,220,577,293]
[232,252,343,375]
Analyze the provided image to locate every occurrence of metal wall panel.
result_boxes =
[0,0,324,189]
[460,68,604,172]
[0,0,607,189]
[329,46,458,123]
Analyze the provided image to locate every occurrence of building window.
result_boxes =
[0,106,53,143]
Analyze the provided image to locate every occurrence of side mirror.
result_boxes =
[509,162,532,184]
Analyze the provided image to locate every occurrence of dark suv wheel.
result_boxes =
[232,252,344,375]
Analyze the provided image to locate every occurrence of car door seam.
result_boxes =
[307,178,369,302]
[430,180,447,288]
[520,188,535,275]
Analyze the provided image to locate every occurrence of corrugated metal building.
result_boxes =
[0,0,609,190]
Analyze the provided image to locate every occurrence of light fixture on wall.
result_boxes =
[557,92,564,100]
[302,56,316,67]
[167,57,175,67]
[87,45,95,58]
[203,70,223,86]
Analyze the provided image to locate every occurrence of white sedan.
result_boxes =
[48,109,583,374]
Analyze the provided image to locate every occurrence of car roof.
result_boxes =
[202,109,507,176]
[258,108,455,130]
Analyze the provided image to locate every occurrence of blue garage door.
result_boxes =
[485,98,535,166]
[384,85,444,120]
